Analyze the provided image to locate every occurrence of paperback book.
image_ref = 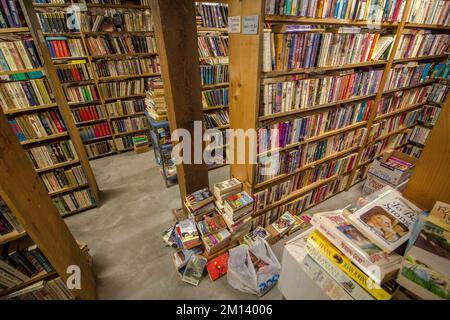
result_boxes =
[347,188,421,253]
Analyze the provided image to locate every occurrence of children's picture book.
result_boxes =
[347,188,421,253]
[182,254,207,286]
[206,252,229,281]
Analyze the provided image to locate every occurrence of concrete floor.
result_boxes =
[65,151,364,300]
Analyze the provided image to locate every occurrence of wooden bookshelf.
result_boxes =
[0,1,100,219]
[31,1,159,160]
[228,0,449,227]
[196,1,230,171]
[0,104,96,299]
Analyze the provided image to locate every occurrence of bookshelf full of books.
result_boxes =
[0,0,100,217]
[228,0,449,231]
[31,0,157,160]
[196,1,230,171]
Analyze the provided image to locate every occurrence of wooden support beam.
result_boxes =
[228,0,265,193]
[0,109,97,300]
[151,0,209,200]
[404,98,450,210]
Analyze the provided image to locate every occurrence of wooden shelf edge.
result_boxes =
[0,271,57,298]
[0,230,27,246]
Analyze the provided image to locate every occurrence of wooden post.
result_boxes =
[403,99,450,210]
[151,0,209,201]
[20,0,100,202]
[0,109,97,300]
[228,0,265,194]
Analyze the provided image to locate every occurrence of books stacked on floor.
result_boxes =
[397,201,450,300]
[363,150,416,194]
[145,77,167,121]
[266,212,296,244]
[222,190,254,242]
[185,188,215,221]
[213,178,242,212]
[2,277,74,300]
[132,135,149,153]
[301,187,423,300]
[175,218,202,250]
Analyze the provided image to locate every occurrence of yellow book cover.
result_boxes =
[307,229,397,300]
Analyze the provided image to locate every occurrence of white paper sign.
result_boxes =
[228,16,241,34]
[243,15,259,35]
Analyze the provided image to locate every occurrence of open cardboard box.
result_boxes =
[368,150,417,186]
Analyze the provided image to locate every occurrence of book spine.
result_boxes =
[307,230,394,300]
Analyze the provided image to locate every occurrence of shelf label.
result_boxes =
[243,15,259,35]
[228,16,241,34]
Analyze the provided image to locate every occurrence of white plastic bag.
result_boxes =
[227,238,281,296]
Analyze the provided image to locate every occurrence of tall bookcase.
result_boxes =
[196,0,230,171]
[228,0,449,228]
[0,106,96,299]
[30,0,158,160]
[0,0,100,218]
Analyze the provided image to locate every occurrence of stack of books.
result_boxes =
[132,135,150,154]
[266,212,296,243]
[397,201,450,300]
[185,188,215,221]
[222,191,254,241]
[301,187,422,300]
[213,178,242,212]
[145,77,167,121]
[175,218,202,250]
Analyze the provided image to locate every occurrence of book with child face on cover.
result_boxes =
[347,188,421,253]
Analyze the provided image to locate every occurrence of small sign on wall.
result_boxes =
[242,15,259,35]
[228,16,241,33]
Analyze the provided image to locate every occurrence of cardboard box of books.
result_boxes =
[368,150,417,186]
[363,172,409,195]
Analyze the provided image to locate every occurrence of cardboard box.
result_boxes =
[368,150,417,186]
[363,172,409,195]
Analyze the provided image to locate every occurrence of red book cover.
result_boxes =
[91,87,99,101]
[92,125,99,138]
[78,108,86,122]
[105,123,111,135]
[90,106,99,120]
[69,66,78,81]
[54,41,62,58]
[60,40,70,57]
[49,111,64,133]
[100,123,107,136]
[206,252,228,281]
[74,66,82,81]
[85,108,93,121]
[96,124,104,137]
